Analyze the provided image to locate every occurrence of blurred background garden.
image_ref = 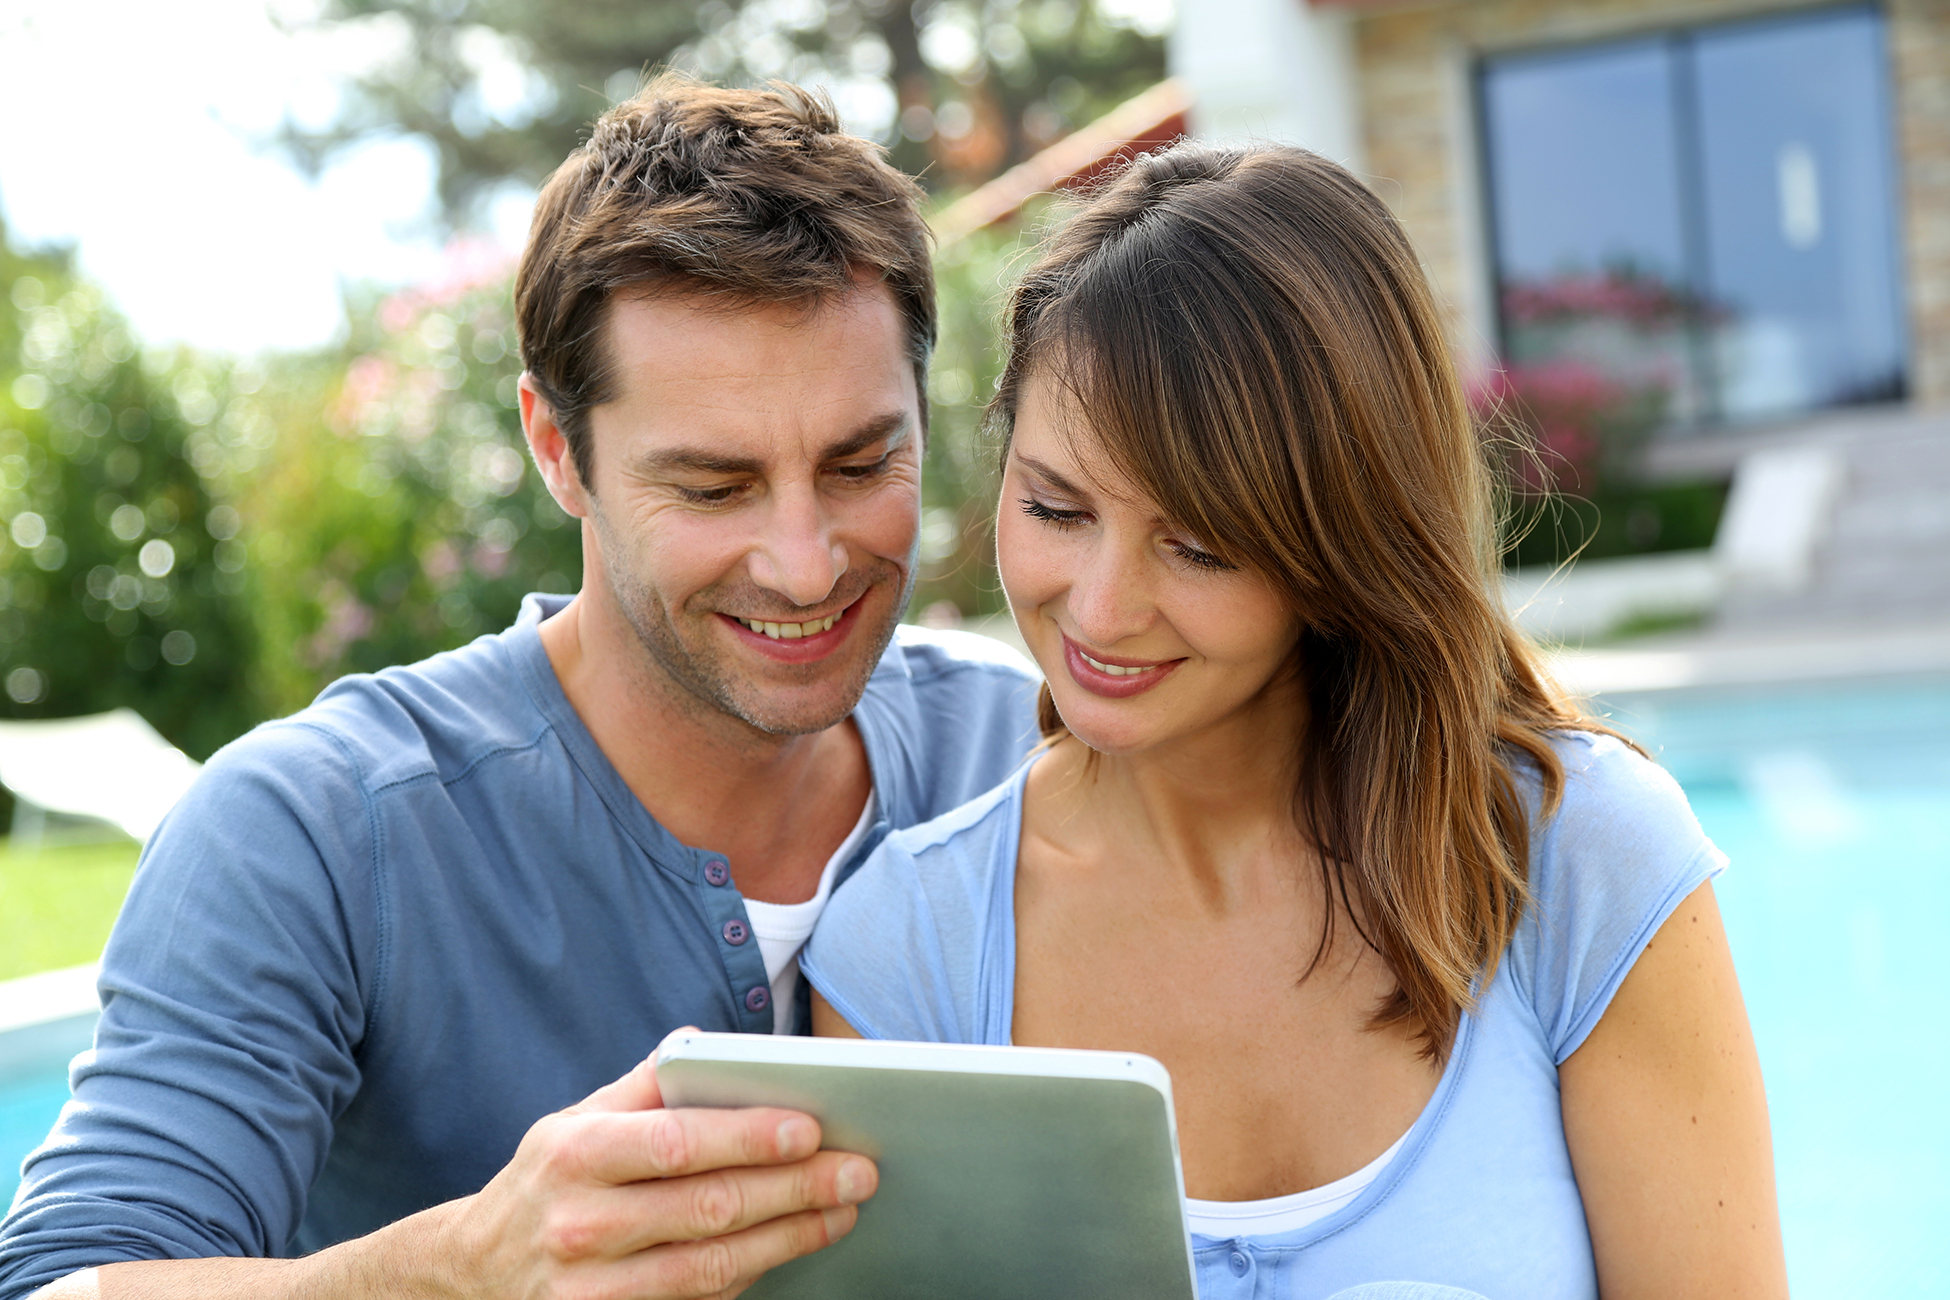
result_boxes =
[4,0,1949,1289]
[0,0,1180,778]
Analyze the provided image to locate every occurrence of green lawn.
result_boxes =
[0,837,142,981]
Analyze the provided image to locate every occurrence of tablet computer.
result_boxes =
[655,1032,1198,1300]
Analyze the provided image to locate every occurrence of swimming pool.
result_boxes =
[3,673,1947,1290]
[1,1010,92,1210]
[1600,672,1950,1296]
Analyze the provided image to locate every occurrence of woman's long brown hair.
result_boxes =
[993,144,1615,1060]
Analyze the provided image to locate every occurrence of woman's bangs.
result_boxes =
[1041,236,1293,582]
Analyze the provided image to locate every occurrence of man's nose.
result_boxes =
[747,486,848,609]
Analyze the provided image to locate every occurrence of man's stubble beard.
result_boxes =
[589,504,915,738]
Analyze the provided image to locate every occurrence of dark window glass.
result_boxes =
[1481,38,1705,423]
[1695,9,1908,416]
[1479,6,1906,434]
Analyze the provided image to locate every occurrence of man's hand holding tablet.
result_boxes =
[656,1032,1199,1300]
[435,1047,880,1299]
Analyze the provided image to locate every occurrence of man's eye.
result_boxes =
[833,453,892,480]
[677,484,744,505]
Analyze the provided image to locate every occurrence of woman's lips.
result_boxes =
[1061,634,1181,699]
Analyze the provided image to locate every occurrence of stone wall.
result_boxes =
[1891,0,1950,405]
[1348,0,1950,407]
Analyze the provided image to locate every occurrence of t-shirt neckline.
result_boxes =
[990,757,1479,1249]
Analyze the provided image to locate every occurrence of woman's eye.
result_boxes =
[1168,540,1235,572]
[1018,497,1087,528]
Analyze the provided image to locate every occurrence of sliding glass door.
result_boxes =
[1480,5,1907,430]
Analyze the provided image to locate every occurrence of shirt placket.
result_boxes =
[694,850,773,1033]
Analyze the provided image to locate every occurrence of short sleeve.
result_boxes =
[802,775,1024,1047]
[1506,732,1730,1065]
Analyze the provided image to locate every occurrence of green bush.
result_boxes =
[0,231,258,761]
[229,260,581,719]
[0,231,581,760]
[908,217,1044,622]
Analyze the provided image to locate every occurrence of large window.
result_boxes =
[1479,6,1907,430]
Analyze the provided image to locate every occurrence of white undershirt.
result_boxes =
[1184,1131,1408,1239]
[740,791,877,1034]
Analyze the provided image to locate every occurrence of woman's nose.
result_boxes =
[1064,541,1157,646]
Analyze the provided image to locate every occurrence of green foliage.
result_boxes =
[0,835,141,980]
[1,220,580,756]
[908,214,1043,619]
[1,231,258,760]
[1503,480,1730,569]
[228,254,582,719]
[279,0,1168,224]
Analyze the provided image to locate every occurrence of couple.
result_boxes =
[0,77,1784,1300]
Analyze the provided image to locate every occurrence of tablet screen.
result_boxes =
[657,1033,1198,1300]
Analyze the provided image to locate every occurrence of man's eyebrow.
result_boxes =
[820,411,913,462]
[1014,455,1092,501]
[636,448,762,477]
[631,412,913,478]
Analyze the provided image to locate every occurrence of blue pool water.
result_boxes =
[3,673,1948,1289]
[1,1070,74,1208]
[1,1013,92,1211]
[1601,673,1950,1297]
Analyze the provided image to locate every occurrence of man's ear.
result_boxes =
[519,374,592,520]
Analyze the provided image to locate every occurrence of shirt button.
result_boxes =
[744,985,771,1013]
[704,860,730,886]
[722,919,749,946]
[1228,1250,1250,1278]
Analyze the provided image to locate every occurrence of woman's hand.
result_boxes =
[1560,880,1788,1299]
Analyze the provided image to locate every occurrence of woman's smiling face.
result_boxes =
[997,372,1305,757]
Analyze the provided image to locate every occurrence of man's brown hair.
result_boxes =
[516,73,934,485]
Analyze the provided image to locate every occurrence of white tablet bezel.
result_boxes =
[658,1030,1178,1092]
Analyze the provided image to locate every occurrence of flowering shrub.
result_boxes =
[1499,268,1699,330]
[1472,358,1667,496]
[228,242,582,716]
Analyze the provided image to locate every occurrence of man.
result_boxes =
[0,76,1039,1300]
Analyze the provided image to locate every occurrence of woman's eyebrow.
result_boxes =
[1014,454,1091,499]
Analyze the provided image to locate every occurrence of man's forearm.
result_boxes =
[31,1199,464,1300]
[22,1053,875,1300]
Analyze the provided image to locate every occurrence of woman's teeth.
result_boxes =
[737,613,839,640]
[1080,650,1157,677]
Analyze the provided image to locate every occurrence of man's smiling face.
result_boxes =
[560,283,922,736]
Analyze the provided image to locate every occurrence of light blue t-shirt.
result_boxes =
[803,731,1728,1300]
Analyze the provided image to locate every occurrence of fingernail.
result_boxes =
[822,1205,858,1241]
[835,1157,874,1205]
[777,1116,817,1161]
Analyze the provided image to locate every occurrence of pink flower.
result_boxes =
[1472,359,1649,494]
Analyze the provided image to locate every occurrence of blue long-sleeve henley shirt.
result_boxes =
[0,594,1040,1297]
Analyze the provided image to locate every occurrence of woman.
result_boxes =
[802,145,1786,1298]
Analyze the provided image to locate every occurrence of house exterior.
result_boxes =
[1170,0,1950,439]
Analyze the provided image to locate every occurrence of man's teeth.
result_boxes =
[737,613,840,639]
[1080,650,1158,677]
